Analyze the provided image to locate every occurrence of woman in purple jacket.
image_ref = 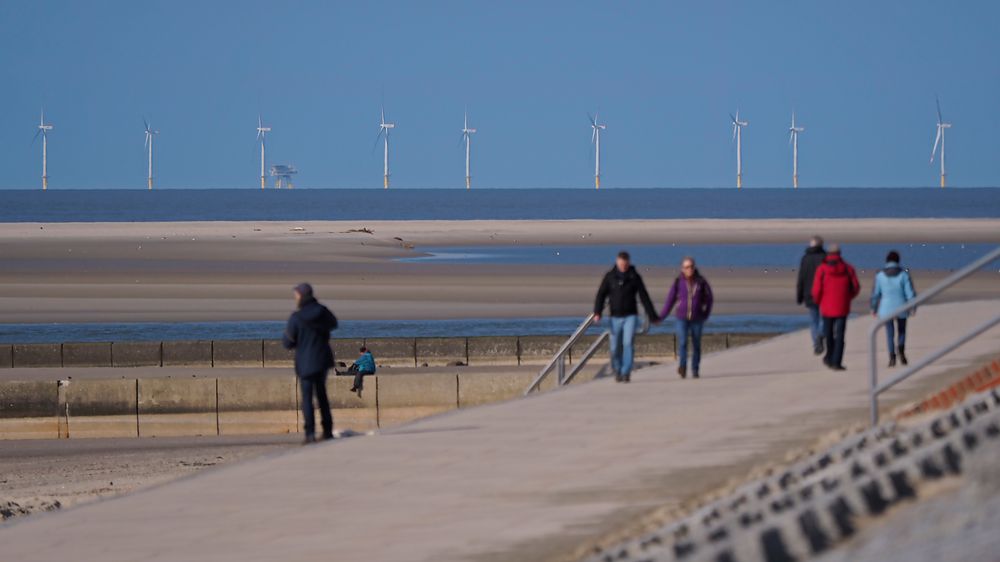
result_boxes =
[661,257,714,379]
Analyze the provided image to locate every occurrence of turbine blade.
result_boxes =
[930,128,942,162]
[32,128,41,146]
[936,96,943,124]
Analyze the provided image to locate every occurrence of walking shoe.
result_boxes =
[831,365,846,371]
[888,354,896,368]
[814,339,825,356]
[692,372,700,379]
[302,435,317,445]
[321,433,335,441]
[678,366,687,379]
[899,346,908,366]
[623,375,631,383]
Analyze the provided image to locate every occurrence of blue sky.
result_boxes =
[1,1,997,189]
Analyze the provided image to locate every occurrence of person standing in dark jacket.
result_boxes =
[661,257,714,379]
[282,283,339,444]
[593,251,660,383]
[797,236,827,355]
[811,244,860,371]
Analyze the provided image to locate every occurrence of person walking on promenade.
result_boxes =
[811,244,860,371]
[593,251,660,383]
[661,257,714,379]
[348,346,376,394]
[870,250,917,368]
[282,283,339,444]
[797,235,827,355]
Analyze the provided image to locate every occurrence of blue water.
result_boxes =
[1,188,998,222]
[0,315,805,344]
[402,243,1000,271]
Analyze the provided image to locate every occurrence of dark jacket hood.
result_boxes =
[298,299,331,327]
[805,246,825,255]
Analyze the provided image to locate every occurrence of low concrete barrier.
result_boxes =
[0,381,59,439]
[218,376,296,435]
[0,344,11,368]
[213,340,263,368]
[12,344,62,368]
[327,375,379,431]
[458,372,538,408]
[416,337,466,367]
[377,373,458,426]
[112,342,161,368]
[466,337,519,366]
[262,340,294,368]
[66,379,137,438]
[365,338,416,368]
[518,336,565,365]
[634,334,675,362]
[727,333,778,348]
[332,339,365,368]
[63,342,113,368]
[138,378,217,437]
[162,340,213,367]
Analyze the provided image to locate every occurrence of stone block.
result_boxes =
[262,340,295,368]
[728,333,780,349]
[570,335,610,365]
[66,379,138,438]
[466,336,519,366]
[376,373,458,427]
[327,375,378,432]
[635,334,675,361]
[213,340,263,368]
[363,338,416,368]
[62,342,113,368]
[138,378,217,437]
[0,381,59,439]
[518,336,566,365]
[415,338,467,367]
[12,344,62,368]
[458,372,536,408]
[0,344,11,368]
[112,341,161,367]
[162,340,213,367]
[218,376,296,435]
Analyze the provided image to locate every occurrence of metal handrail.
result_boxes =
[524,313,649,395]
[868,246,1000,425]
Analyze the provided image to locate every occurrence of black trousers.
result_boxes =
[347,365,374,391]
[823,316,848,367]
[299,372,333,438]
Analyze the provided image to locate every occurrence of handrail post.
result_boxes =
[869,326,880,425]
[557,357,565,386]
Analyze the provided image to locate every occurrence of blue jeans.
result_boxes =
[609,315,638,377]
[299,372,333,438]
[677,319,705,374]
[807,305,824,349]
[885,318,907,355]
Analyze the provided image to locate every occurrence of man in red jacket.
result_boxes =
[811,244,860,371]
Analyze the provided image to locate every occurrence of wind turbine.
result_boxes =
[256,115,271,190]
[789,113,804,189]
[375,105,395,189]
[462,110,476,189]
[589,113,606,189]
[144,118,159,190]
[930,97,952,188]
[33,110,53,190]
[730,111,748,189]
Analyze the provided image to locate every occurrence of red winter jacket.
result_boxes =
[811,254,861,318]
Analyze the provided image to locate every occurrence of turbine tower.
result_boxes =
[462,110,476,189]
[375,106,395,189]
[33,110,53,190]
[789,113,804,189]
[144,118,159,190]
[589,113,606,189]
[730,111,749,189]
[930,97,952,188]
[256,115,271,190]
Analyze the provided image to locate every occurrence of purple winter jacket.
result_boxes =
[661,272,714,322]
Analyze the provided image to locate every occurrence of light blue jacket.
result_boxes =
[354,351,376,374]
[870,262,917,319]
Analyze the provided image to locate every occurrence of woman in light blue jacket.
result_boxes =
[870,250,917,367]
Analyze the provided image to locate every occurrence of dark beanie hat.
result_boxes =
[293,283,313,298]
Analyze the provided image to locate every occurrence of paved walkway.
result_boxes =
[2,301,998,562]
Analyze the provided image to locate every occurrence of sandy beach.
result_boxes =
[0,219,996,324]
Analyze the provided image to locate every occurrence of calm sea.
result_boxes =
[1,188,998,222]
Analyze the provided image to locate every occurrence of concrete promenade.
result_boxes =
[2,300,998,562]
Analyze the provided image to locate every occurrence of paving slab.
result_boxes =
[1,300,998,562]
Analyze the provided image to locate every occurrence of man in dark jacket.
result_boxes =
[282,283,338,443]
[594,251,659,383]
[811,244,860,371]
[797,236,827,355]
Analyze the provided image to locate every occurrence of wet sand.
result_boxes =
[0,219,996,323]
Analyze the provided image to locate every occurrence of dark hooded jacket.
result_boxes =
[594,265,659,320]
[811,253,860,318]
[282,297,339,377]
[797,245,826,307]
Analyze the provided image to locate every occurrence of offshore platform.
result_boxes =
[269,164,297,189]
